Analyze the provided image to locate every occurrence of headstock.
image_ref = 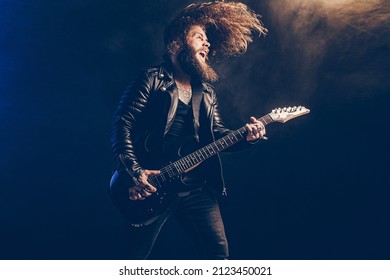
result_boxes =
[268,106,310,123]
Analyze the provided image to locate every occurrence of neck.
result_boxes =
[171,55,191,89]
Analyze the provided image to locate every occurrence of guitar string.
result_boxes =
[153,120,268,181]
[148,127,248,185]
[150,119,270,184]
[147,111,309,185]
[143,110,309,187]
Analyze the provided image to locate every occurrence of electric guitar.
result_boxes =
[110,106,310,225]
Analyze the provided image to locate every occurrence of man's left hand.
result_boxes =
[245,116,266,141]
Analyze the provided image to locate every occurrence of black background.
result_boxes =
[1,0,389,259]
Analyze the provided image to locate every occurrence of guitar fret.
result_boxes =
[183,156,190,166]
[167,166,175,177]
[238,127,247,136]
[160,171,167,182]
[173,162,181,173]
[200,148,207,158]
[198,149,205,159]
[148,177,155,186]
[195,151,203,161]
[187,155,194,165]
[181,159,188,169]
[260,115,272,125]
[188,155,194,165]
[233,131,243,140]
[153,177,161,187]
[216,140,223,149]
[180,160,187,170]
[175,161,182,172]
[192,153,198,163]
[222,138,229,146]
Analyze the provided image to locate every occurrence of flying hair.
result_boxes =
[164,1,268,58]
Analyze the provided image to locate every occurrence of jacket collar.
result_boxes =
[157,63,214,96]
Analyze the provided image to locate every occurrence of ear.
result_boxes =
[167,40,182,56]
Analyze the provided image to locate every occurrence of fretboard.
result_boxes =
[148,114,274,188]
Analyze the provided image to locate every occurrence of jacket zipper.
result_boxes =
[210,102,228,196]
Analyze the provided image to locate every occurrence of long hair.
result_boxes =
[164,1,267,59]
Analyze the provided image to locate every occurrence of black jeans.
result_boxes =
[125,188,229,259]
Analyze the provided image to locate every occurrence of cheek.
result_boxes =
[187,39,202,50]
[195,41,203,49]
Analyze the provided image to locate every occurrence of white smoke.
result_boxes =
[264,0,389,96]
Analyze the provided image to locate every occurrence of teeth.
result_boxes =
[199,51,206,58]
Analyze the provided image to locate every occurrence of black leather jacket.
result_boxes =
[111,63,253,193]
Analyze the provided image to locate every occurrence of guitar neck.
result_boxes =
[148,114,274,187]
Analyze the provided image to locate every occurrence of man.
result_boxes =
[111,1,267,259]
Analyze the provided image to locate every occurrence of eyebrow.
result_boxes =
[192,31,208,40]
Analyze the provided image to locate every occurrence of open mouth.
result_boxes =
[198,51,207,61]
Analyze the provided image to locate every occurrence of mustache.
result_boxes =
[177,45,219,83]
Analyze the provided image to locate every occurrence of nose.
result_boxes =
[203,40,210,48]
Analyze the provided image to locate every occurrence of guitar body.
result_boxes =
[110,138,203,226]
[110,170,172,225]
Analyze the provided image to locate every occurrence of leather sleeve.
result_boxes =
[210,92,231,139]
[111,70,152,177]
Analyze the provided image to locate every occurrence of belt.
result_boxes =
[176,186,204,198]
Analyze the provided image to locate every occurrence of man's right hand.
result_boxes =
[129,169,160,201]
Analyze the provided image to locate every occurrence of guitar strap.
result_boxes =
[191,83,203,141]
